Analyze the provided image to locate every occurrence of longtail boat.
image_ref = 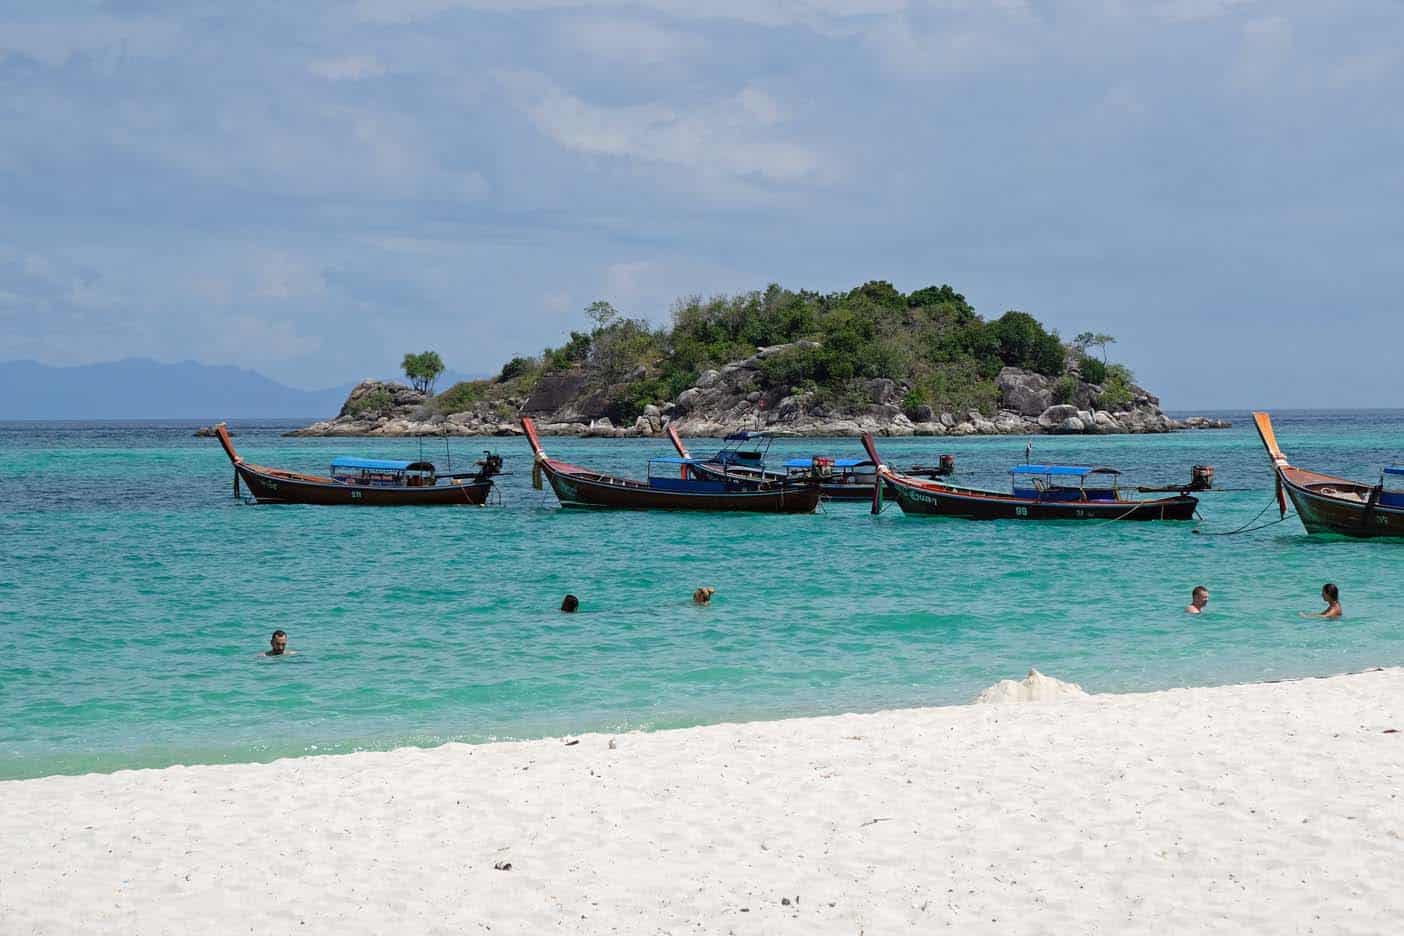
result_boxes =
[1252,411,1404,537]
[523,417,820,512]
[214,423,503,506]
[860,432,1198,521]
[665,425,877,501]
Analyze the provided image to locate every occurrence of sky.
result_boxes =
[1,1,1400,409]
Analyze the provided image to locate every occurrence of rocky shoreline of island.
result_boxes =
[287,346,1229,439]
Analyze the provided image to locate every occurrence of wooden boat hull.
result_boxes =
[860,432,1196,521]
[1252,411,1404,538]
[236,462,494,506]
[215,424,496,506]
[524,417,820,513]
[542,465,820,512]
[687,461,874,501]
[882,474,1197,521]
[1278,467,1404,538]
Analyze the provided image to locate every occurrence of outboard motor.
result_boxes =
[478,451,505,480]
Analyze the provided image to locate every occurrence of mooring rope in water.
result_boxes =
[1193,496,1294,536]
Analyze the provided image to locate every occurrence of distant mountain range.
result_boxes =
[0,359,475,419]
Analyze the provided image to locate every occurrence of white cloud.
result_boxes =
[188,275,235,306]
[1152,0,1256,23]
[863,8,1040,79]
[1228,15,1292,90]
[1097,83,1146,120]
[215,316,323,361]
[542,290,572,313]
[1326,48,1400,90]
[737,86,781,125]
[605,260,652,304]
[566,19,706,65]
[253,252,325,301]
[309,56,387,80]
[500,71,823,183]
[352,0,904,30]
[0,17,182,65]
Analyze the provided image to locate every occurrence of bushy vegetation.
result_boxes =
[1078,355,1108,385]
[480,282,1112,420]
[433,380,491,413]
[347,387,393,416]
[1096,364,1136,410]
[1051,373,1081,406]
[496,356,535,383]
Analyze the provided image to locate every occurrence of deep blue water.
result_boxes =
[1,411,1400,780]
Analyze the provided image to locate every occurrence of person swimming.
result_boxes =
[693,587,716,605]
[1302,583,1342,619]
[561,594,579,613]
[264,629,289,656]
[1186,585,1209,614]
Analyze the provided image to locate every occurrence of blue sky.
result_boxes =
[2,1,1400,408]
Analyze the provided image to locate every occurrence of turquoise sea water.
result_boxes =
[2,411,1401,781]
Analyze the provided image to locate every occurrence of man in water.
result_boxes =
[693,587,716,605]
[1186,586,1209,614]
[561,594,579,613]
[1302,583,1342,619]
[265,630,289,656]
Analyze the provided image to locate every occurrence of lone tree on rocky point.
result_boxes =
[401,350,446,395]
[1074,332,1117,363]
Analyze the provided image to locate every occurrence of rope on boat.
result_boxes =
[1192,496,1294,536]
[1091,500,1150,524]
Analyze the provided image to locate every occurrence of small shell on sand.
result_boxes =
[974,668,1088,704]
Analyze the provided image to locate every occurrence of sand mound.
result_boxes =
[974,668,1089,704]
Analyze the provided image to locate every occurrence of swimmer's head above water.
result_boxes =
[266,629,288,655]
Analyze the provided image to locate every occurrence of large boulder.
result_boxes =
[756,339,820,360]
[675,387,703,412]
[1037,404,1081,429]
[523,371,587,413]
[338,379,424,418]
[994,413,1025,434]
[1057,416,1086,433]
[867,378,897,405]
[997,367,1052,417]
[695,369,723,389]
[576,389,611,419]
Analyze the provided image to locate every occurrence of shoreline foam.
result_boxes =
[4,667,1402,933]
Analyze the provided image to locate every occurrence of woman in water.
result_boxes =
[1301,583,1342,619]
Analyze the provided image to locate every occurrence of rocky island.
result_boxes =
[290,281,1229,438]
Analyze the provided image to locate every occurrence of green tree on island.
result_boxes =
[401,350,446,395]
[480,280,1122,423]
[1074,331,1117,363]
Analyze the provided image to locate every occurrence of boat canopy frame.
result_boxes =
[1010,464,1122,495]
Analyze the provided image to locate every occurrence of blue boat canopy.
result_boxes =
[1385,466,1404,477]
[331,456,418,472]
[783,457,873,469]
[1010,464,1120,477]
[722,431,767,442]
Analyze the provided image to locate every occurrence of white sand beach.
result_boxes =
[3,668,1401,935]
